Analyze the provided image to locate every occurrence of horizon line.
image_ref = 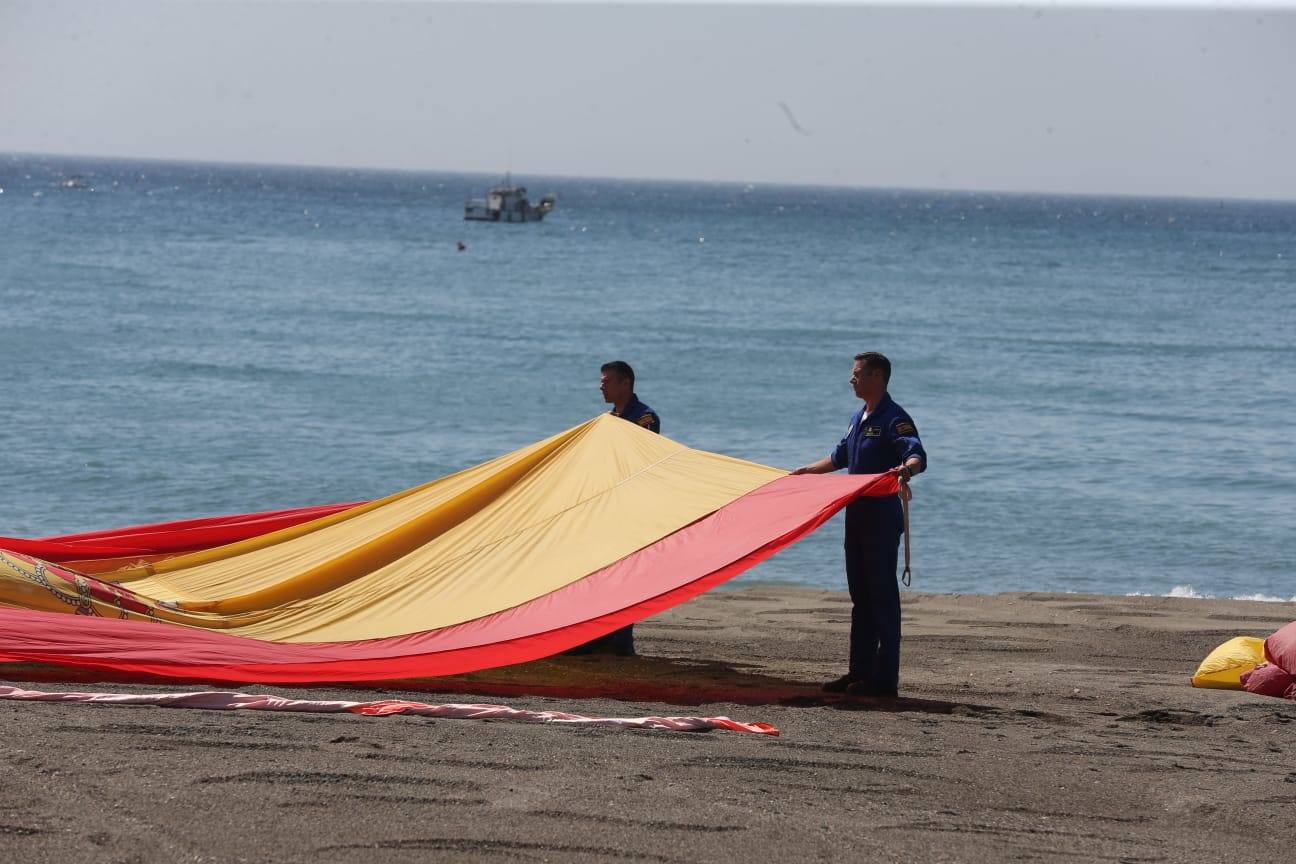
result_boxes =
[5,149,1295,206]
[204,0,1296,10]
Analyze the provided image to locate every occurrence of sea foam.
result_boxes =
[1126,585,1296,603]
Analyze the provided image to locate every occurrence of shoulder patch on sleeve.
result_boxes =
[637,413,657,428]
[893,419,917,436]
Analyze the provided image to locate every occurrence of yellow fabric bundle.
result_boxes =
[1190,636,1266,689]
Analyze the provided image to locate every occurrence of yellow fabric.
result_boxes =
[0,415,782,642]
[1190,636,1266,689]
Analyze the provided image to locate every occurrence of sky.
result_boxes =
[1,0,1293,199]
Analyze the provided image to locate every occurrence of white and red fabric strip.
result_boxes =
[0,684,778,735]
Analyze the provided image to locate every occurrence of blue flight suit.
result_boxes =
[830,392,926,690]
[611,394,660,434]
[598,394,659,654]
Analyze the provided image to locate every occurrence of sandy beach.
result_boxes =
[2,585,1293,863]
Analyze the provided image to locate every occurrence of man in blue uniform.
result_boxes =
[568,360,659,656]
[600,360,659,434]
[792,352,926,697]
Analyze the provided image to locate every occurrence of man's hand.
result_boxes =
[791,457,835,476]
[892,459,923,480]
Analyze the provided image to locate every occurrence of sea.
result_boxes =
[1,154,1293,601]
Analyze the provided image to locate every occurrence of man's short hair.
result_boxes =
[854,352,891,384]
[601,360,635,388]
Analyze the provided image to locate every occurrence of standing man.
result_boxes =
[600,360,659,434]
[792,352,926,698]
[570,360,659,656]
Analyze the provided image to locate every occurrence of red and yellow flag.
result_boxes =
[0,415,897,683]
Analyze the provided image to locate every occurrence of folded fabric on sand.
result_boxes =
[0,415,898,683]
[1193,621,1296,700]
[1191,636,1267,690]
[1240,621,1296,700]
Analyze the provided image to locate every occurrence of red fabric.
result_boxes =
[1240,621,1296,700]
[1241,663,1296,700]
[1263,620,1296,675]
[0,473,896,683]
[0,502,363,564]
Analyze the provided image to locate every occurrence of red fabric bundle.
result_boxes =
[1241,621,1296,700]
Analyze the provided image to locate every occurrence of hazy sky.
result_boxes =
[2,0,1293,199]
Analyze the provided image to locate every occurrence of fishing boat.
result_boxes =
[464,174,555,222]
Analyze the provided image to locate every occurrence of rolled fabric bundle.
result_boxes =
[1241,620,1296,700]
[1190,636,1266,690]
[1240,663,1296,700]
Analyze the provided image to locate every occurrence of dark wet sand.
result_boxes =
[3,586,1294,863]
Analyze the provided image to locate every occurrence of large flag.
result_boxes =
[0,415,897,683]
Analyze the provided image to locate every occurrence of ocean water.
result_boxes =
[1,154,1293,600]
